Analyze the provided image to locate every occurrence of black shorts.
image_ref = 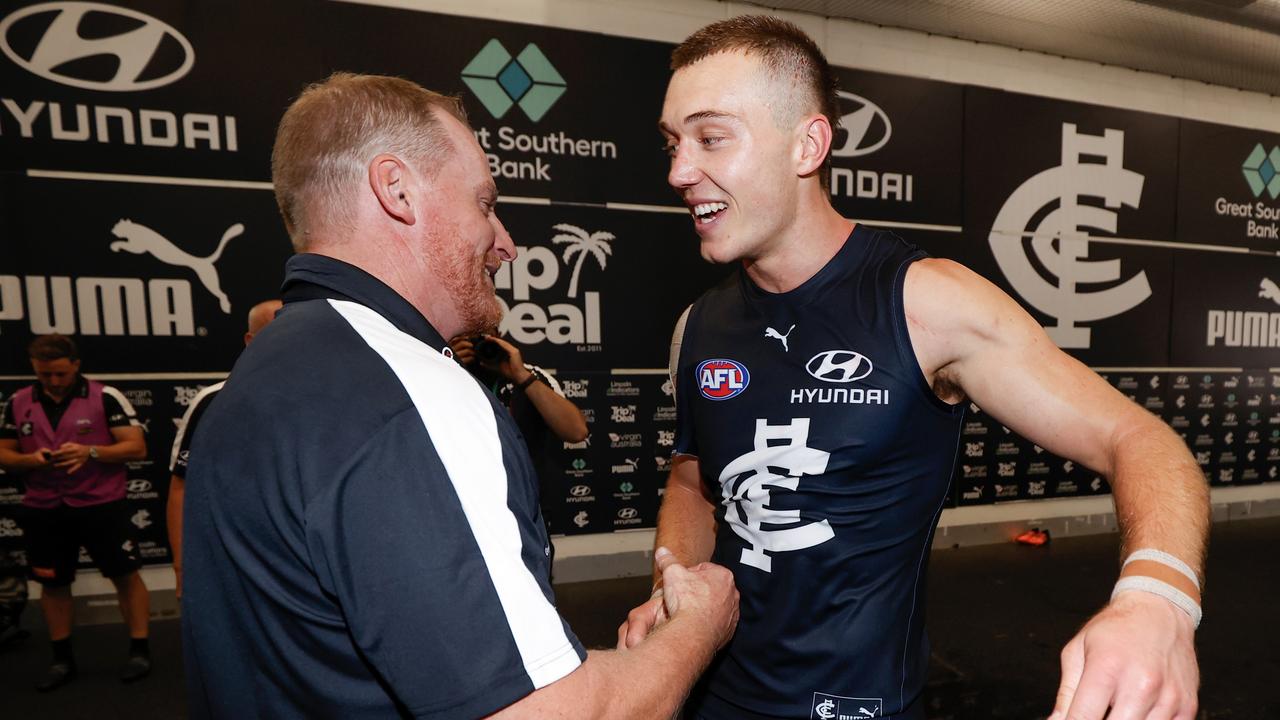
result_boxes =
[22,501,141,587]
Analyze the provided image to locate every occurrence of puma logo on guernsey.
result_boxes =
[1260,277,1280,306]
[764,324,795,352]
[110,219,243,314]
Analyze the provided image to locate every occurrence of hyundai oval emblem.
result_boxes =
[805,350,873,383]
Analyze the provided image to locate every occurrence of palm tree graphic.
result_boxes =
[552,224,614,298]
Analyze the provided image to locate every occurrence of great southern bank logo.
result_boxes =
[988,123,1151,349]
[1243,144,1280,200]
[462,39,565,122]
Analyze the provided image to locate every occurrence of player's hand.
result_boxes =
[480,335,526,381]
[52,442,91,474]
[174,566,183,600]
[659,547,739,649]
[29,448,54,469]
[616,590,668,650]
[1050,591,1198,720]
[448,336,477,366]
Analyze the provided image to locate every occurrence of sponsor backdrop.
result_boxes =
[2,2,1279,566]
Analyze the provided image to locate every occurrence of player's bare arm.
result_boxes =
[904,256,1207,720]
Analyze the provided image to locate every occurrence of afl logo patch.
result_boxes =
[806,350,873,383]
[696,359,749,401]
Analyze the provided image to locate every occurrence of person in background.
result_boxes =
[0,334,150,690]
[450,331,587,567]
[166,299,282,599]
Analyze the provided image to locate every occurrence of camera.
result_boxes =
[471,336,508,364]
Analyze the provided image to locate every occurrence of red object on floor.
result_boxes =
[1015,528,1050,546]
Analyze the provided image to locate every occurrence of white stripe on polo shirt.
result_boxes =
[101,384,142,427]
[327,299,580,689]
[169,382,225,473]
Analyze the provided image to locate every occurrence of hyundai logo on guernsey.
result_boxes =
[792,350,887,406]
[697,359,750,401]
[0,4,238,152]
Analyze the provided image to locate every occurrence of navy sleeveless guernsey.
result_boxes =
[674,225,965,720]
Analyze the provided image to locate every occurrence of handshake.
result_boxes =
[615,547,739,654]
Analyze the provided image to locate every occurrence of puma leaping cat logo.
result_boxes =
[110,219,243,314]
[1260,278,1280,307]
[764,324,795,352]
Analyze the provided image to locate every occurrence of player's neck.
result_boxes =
[742,203,854,294]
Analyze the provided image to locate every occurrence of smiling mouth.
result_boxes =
[690,202,728,225]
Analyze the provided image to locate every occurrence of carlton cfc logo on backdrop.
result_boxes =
[0,2,195,92]
[988,123,1152,349]
[696,359,749,401]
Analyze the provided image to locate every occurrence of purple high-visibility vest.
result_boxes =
[11,380,127,509]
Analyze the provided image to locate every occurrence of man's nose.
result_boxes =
[668,144,703,191]
[492,214,517,262]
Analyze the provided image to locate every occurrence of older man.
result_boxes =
[180,73,738,719]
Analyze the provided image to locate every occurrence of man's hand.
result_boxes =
[448,336,477,366]
[617,592,667,650]
[52,442,91,474]
[1050,591,1198,720]
[30,448,54,469]
[617,547,738,651]
[478,335,527,382]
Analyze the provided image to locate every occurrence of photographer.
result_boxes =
[450,333,588,447]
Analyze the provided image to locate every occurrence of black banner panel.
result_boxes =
[827,69,964,229]
[1177,121,1280,252]
[1,176,293,373]
[1170,250,1280,368]
[960,87,1179,367]
[317,2,679,208]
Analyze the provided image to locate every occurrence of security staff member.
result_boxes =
[0,334,150,690]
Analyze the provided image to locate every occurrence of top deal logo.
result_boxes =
[1,3,237,152]
[989,123,1151,349]
[492,223,610,348]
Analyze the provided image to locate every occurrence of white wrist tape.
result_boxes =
[1111,576,1202,629]
[1122,548,1200,591]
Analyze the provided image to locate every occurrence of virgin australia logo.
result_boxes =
[988,123,1151,349]
[0,2,195,92]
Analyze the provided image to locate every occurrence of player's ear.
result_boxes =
[369,154,416,225]
[796,114,833,179]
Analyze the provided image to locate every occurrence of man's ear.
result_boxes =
[369,153,417,225]
[795,114,834,179]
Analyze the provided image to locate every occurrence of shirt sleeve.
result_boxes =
[170,386,219,477]
[0,397,16,440]
[100,385,141,428]
[671,305,698,457]
[304,408,584,719]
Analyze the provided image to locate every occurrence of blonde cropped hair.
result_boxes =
[271,72,468,249]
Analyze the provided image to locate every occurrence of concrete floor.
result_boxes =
[1,517,1277,719]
